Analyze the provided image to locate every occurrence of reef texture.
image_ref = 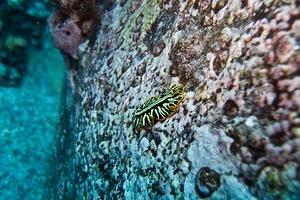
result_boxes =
[54,0,300,199]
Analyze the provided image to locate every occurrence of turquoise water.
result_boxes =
[0,1,64,198]
[0,34,64,199]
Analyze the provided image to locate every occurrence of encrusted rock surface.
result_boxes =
[54,0,300,199]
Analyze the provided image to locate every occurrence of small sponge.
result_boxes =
[49,11,83,58]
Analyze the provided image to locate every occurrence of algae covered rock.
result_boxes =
[52,0,300,199]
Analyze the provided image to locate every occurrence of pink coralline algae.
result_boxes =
[193,3,300,196]
[49,12,83,58]
[273,31,296,63]
[49,0,98,58]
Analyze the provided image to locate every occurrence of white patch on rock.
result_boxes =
[184,125,250,199]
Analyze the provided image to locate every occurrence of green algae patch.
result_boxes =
[118,0,161,48]
[140,0,161,33]
[4,35,27,51]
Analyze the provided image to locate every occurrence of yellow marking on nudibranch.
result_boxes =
[133,85,186,130]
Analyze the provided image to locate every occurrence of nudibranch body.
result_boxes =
[133,85,186,130]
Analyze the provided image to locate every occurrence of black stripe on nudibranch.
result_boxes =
[133,85,186,130]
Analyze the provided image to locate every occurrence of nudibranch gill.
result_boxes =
[133,85,186,130]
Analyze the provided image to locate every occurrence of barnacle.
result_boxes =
[133,85,186,130]
[195,167,220,198]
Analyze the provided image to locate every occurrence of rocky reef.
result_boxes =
[52,0,300,199]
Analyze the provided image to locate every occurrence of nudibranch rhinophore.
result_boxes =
[133,85,186,130]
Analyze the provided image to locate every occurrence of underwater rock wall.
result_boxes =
[55,0,300,199]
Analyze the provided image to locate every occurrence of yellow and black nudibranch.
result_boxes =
[133,85,186,130]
